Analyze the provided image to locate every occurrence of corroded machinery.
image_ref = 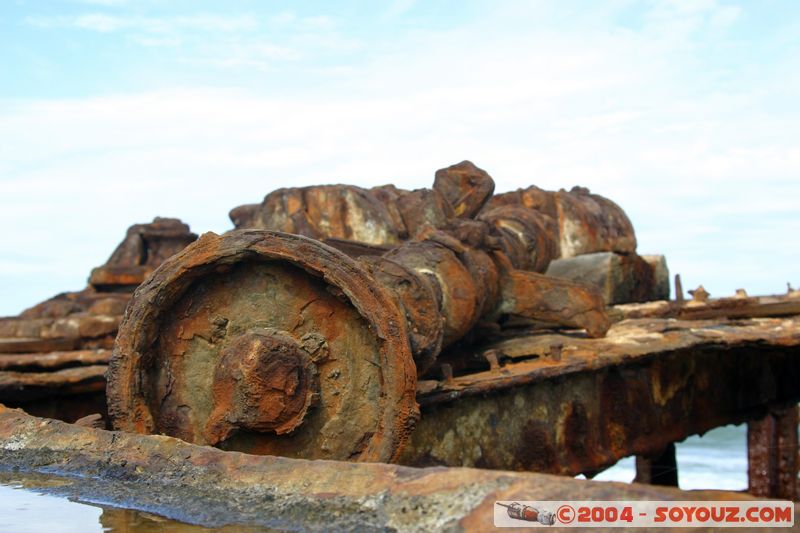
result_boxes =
[3,161,800,508]
[107,161,663,463]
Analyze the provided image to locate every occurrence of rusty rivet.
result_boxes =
[546,343,563,361]
[440,363,454,383]
[688,285,710,303]
[483,349,501,370]
[735,288,749,299]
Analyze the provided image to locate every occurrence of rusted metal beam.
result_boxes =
[3,314,798,483]
[748,405,799,500]
[0,337,77,354]
[612,293,800,322]
[0,365,106,403]
[400,317,800,478]
[416,316,800,405]
[0,349,110,371]
[0,406,774,532]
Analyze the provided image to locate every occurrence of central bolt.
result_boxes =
[204,330,319,445]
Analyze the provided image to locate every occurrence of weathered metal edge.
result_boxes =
[0,405,778,532]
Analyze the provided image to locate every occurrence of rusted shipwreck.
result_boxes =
[1,161,798,530]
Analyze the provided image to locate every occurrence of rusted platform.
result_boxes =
[0,405,783,532]
[401,315,800,491]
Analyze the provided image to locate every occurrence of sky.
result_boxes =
[1,0,798,316]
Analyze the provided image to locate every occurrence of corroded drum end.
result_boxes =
[107,230,418,463]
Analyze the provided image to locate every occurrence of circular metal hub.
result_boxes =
[205,330,319,444]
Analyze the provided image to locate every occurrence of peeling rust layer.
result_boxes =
[401,316,800,476]
[0,406,771,533]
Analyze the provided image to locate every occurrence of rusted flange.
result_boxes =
[107,230,419,463]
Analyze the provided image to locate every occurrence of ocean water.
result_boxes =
[0,473,274,532]
[592,423,749,491]
[0,480,101,533]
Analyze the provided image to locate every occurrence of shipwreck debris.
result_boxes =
[107,163,635,461]
[0,160,797,505]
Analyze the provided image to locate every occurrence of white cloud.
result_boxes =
[26,13,259,34]
[2,1,798,315]
[386,0,417,18]
[76,0,128,6]
[74,13,122,32]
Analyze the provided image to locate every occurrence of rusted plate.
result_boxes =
[0,406,772,532]
[0,337,77,354]
[418,316,800,404]
[108,230,418,463]
[0,349,110,371]
[0,314,120,347]
[0,365,107,403]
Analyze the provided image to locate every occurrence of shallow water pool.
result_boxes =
[0,472,273,533]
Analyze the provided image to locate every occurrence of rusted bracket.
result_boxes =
[748,405,799,500]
